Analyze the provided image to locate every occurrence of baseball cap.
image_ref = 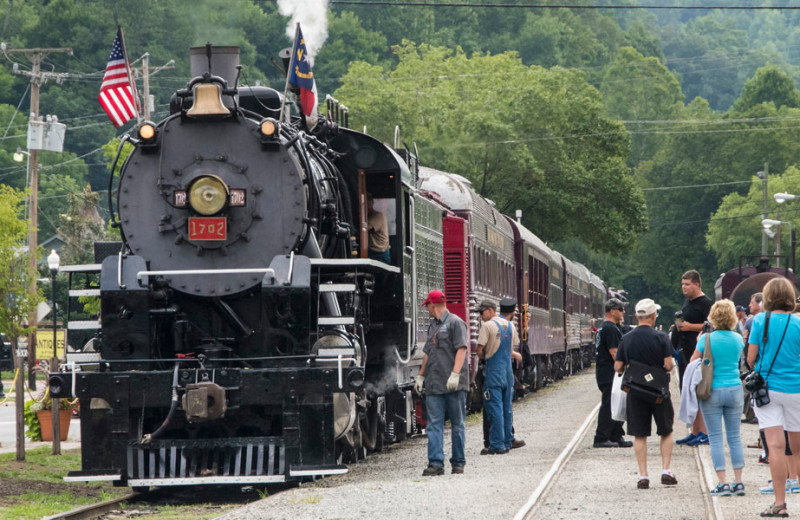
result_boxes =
[422,290,446,306]
[635,298,661,317]
[605,298,625,313]
[736,306,747,313]
[478,300,496,312]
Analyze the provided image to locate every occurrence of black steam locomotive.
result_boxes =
[51,45,606,488]
[51,46,425,487]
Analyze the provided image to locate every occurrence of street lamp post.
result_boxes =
[47,249,60,455]
[762,219,794,271]
[774,193,798,272]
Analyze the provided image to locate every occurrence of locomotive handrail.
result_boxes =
[285,251,295,286]
[136,268,276,283]
[337,355,358,389]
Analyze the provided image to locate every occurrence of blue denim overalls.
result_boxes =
[483,319,514,452]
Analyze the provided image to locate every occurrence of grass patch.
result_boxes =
[0,491,107,520]
[0,446,83,482]
[0,446,129,520]
[293,494,323,505]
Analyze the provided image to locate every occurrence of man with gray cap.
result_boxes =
[477,299,518,454]
[594,298,632,448]
[615,298,677,489]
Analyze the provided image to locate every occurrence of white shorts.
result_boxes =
[754,390,800,431]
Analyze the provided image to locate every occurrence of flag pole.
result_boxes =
[279,23,300,125]
[117,25,141,124]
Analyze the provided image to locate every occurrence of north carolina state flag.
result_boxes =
[288,26,318,127]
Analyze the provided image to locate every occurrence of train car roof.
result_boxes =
[333,128,413,186]
[572,261,593,283]
[588,271,605,290]
[418,165,513,236]
[504,217,557,263]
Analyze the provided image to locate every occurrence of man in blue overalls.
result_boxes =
[477,300,516,454]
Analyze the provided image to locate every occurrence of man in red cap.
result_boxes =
[415,289,469,476]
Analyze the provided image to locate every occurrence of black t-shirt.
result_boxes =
[595,320,622,385]
[679,294,712,355]
[615,326,675,377]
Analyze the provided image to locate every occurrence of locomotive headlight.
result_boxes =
[260,119,278,137]
[138,122,156,141]
[188,175,229,215]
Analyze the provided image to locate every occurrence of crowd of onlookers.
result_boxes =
[599,269,800,518]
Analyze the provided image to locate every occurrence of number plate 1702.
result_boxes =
[188,217,227,241]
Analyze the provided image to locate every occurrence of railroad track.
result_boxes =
[41,490,147,520]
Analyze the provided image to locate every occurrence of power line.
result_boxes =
[331,1,800,9]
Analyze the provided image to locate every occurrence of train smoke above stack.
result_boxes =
[278,0,329,65]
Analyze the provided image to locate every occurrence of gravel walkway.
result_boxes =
[216,370,709,520]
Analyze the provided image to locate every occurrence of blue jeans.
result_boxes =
[425,391,467,468]
[699,385,745,472]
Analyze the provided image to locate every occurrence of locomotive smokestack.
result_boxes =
[189,45,240,107]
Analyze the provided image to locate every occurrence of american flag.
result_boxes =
[98,28,139,127]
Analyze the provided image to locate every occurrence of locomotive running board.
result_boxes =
[289,464,348,477]
[127,475,286,486]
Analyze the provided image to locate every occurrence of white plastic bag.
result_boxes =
[611,372,627,422]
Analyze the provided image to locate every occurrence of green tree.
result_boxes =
[600,46,684,165]
[707,167,800,271]
[0,185,41,363]
[335,43,646,252]
[314,11,388,96]
[732,64,800,113]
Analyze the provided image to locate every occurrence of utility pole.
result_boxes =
[759,163,769,257]
[131,54,174,122]
[142,53,150,120]
[8,46,72,390]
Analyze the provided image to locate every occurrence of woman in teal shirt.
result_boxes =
[747,277,800,517]
[691,299,744,497]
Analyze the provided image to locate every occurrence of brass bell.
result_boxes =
[187,83,230,117]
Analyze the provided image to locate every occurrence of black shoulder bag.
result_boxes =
[745,312,790,408]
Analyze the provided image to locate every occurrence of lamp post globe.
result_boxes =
[47,249,60,454]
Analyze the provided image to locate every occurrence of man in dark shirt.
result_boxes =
[677,270,713,383]
[593,298,632,448]
[675,269,712,446]
[615,298,677,489]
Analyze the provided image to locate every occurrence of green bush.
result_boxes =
[24,400,42,441]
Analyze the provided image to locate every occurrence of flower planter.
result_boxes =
[36,409,71,441]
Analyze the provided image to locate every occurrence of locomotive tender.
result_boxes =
[51,45,605,488]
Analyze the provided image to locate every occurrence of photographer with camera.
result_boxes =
[746,277,800,518]
[689,299,745,497]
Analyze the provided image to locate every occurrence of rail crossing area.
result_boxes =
[217,370,772,520]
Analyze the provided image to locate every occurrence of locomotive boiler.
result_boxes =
[50,45,424,487]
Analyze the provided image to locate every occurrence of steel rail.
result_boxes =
[41,491,144,520]
[513,402,600,520]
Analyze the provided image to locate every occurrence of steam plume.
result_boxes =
[277,0,329,65]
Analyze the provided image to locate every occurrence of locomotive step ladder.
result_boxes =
[317,282,357,328]
[61,264,103,364]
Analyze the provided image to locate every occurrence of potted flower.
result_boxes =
[24,392,78,441]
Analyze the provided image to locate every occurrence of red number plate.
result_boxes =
[188,217,227,241]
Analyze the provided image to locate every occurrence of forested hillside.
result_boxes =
[2,0,800,317]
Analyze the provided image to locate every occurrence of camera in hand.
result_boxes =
[743,371,770,407]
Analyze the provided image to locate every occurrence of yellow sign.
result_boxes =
[36,329,66,360]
